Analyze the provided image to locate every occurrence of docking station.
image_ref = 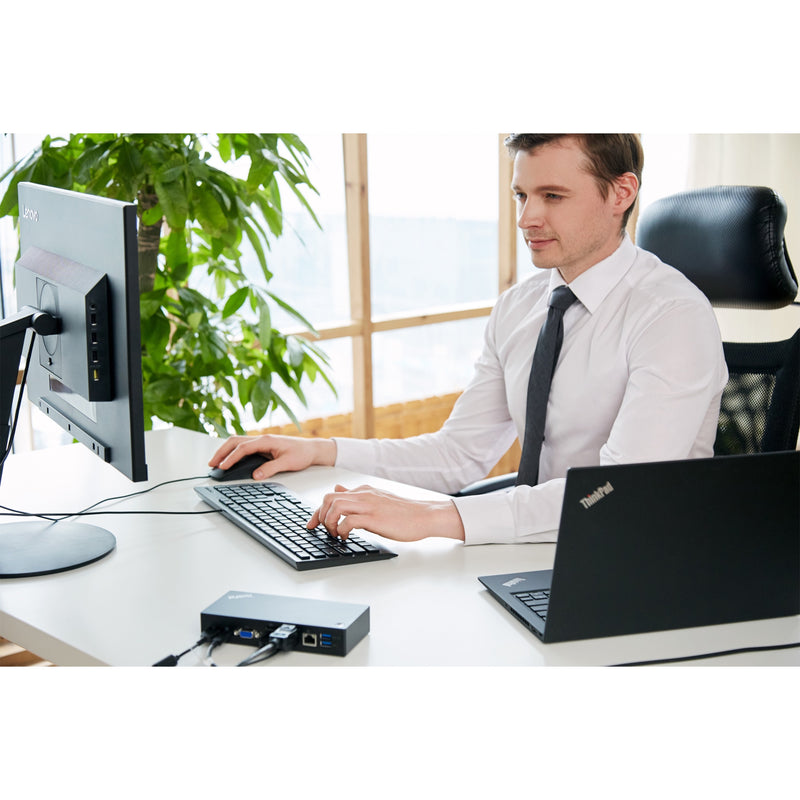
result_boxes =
[201,590,370,657]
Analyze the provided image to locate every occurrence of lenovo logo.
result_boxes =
[579,480,614,509]
[22,205,39,222]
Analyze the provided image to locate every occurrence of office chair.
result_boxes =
[456,184,800,496]
[637,185,799,456]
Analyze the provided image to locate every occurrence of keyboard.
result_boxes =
[195,482,398,570]
[512,588,551,621]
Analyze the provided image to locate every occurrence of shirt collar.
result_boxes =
[547,233,637,314]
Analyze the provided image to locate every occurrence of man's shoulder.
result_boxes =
[629,245,712,307]
[499,268,551,305]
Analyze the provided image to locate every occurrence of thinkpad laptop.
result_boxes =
[478,450,800,643]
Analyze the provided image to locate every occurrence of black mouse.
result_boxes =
[207,452,272,482]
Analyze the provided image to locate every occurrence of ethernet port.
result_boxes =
[301,632,318,648]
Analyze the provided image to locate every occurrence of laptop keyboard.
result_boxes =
[195,482,397,571]
[512,588,551,621]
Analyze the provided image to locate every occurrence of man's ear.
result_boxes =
[613,172,639,216]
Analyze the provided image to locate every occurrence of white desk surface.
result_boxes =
[1,427,798,667]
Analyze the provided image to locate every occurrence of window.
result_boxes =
[246,133,513,435]
[2,133,705,447]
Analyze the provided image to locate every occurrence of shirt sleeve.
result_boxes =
[334,302,519,497]
[600,298,728,465]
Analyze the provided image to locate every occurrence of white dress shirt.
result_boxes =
[334,234,728,545]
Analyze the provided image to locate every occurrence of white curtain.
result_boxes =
[688,134,800,342]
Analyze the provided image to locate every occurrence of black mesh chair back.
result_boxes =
[716,332,800,455]
[637,185,800,455]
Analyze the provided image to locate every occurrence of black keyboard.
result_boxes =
[195,482,398,570]
[512,588,551,621]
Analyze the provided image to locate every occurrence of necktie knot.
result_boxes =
[548,285,577,312]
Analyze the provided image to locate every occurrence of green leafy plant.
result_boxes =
[0,133,335,434]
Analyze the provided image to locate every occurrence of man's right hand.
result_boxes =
[208,434,337,481]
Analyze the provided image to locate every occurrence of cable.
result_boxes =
[237,624,299,666]
[236,641,278,667]
[152,627,228,667]
[204,630,229,667]
[71,475,212,516]
[611,640,800,666]
[0,505,221,520]
[0,475,219,522]
[0,329,37,479]
[202,623,299,667]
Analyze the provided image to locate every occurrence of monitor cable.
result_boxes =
[0,328,36,482]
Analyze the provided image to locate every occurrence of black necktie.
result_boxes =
[516,286,577,486]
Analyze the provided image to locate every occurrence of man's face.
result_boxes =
[511,137,633,283]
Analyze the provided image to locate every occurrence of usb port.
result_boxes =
[320,634,333,648]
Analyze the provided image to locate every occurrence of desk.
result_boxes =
[1,428,798,666]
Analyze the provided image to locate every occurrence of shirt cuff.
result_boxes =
[452,484,562,546]
[332,437,378,473]
[452,491,517,545]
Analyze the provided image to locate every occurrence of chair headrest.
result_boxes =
[636,185,798,309]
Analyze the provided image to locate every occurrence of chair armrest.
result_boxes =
[453,473,517,496]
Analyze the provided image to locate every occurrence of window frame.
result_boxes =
[294,133,517,437]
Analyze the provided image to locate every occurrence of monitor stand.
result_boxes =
[1,307,116,578]
[0,521,116,578]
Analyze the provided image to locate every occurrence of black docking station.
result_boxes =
[201,590,370,657]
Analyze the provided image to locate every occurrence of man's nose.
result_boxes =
[518,199,545,229]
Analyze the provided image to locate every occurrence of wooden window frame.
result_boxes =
[296,133,517,438]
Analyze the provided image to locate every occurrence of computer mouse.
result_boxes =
[207,453,272,482]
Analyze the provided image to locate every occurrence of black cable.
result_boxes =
[152,627,228,667]
[236,624,298,666]
[0,475,219,521]
[236,642,278,667]
[205,631,229,667]
[0,328,36,478]
[611,640,800,666]
[71,475,211,516]
[0,505,221,520]
[202,624,299,667]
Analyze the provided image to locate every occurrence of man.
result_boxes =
[209,134,728,545]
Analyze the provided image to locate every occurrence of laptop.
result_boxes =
[478,450,800,643]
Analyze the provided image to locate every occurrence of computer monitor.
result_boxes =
[0,182,148,578]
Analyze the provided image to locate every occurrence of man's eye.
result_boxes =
[545,193,562,201]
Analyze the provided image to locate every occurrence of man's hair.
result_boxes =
[504,134,643,228]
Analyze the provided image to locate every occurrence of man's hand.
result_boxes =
[208,434,336,481]
[308,484,466,542]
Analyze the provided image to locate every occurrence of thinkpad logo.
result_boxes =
[579,480,614,509]
[502,577,526,588]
